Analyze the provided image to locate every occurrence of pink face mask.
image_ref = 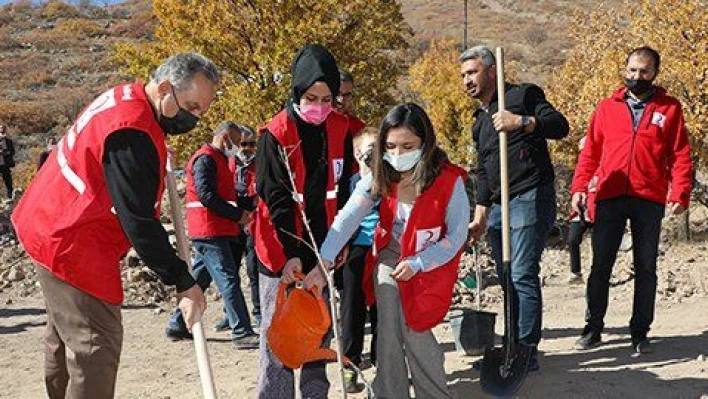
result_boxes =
[295,103,333,125]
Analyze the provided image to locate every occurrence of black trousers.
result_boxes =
[584,196,664,341]
[0,166,12,197]
[244,233,260,316]
[568,220,593,274]
[337,245,378,366]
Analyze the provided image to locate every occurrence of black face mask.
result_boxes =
[159,86,199,135]
[624,78,654,96]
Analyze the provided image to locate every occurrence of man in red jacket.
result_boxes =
[571,47,693,354]
[12,53,217,398]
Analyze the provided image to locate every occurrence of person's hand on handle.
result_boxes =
[281,257,302,285]
[667,202,686,215]
[177,284,207,332]
[303,267,327,293]
[468,204,490,246]
[492,110,522,132]
[571,192,587,215]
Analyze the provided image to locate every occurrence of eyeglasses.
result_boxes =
[240,141,257,148]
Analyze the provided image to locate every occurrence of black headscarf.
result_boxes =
[290,44,340,104]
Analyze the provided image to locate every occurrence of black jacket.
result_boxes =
[0,136,15,168]
[473,83,569,206]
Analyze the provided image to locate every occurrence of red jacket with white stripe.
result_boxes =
[571,86,693,208]
[11,83,167,305]
[185,144,240,239]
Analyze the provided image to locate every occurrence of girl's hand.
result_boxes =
[391,260,416,281]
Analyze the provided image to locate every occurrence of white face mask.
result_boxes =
[383,148,423,172]
[237,151,255,164]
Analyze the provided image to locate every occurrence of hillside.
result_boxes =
[0,0,632,186]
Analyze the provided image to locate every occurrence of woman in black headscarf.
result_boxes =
[253,44,354,398]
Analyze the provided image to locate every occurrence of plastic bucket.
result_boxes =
[449,309,497,356]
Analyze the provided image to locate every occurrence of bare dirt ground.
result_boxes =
[2,246,708,399]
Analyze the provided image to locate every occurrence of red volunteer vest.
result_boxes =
[229,158,257,233]
[363,163,467,331]
[185,145,240,238]
[345,112,366,137]
[254,110,348,273]
[12,83,167,305]
[229,157,257,197]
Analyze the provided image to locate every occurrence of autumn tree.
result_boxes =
[113,0,411,163]
[546,0,708,170]
[408,40,519,167]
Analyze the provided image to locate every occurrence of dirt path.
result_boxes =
[2,280,707,398]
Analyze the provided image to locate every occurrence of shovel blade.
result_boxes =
[480,345,532,398]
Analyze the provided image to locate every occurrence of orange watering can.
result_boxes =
[267,272,343,369]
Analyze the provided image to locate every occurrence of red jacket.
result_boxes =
[571,86,692,208]
[363,163,467,332]
[254,110,348,273]
[344,111,366,137]
[12,83,167,305]
[185,145,240,238]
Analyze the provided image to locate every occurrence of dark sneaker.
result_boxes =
[574,332,601,350]
[233,333,259,349]
[253,314,262,328]
[343,369,361,393]
[527,356,540,372]
[633,338,652,354]
[214,317,230,332]
[527,345,540,372]
[165,327,193,341]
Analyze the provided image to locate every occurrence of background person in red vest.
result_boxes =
[254,43,354,399]
[321,103,470,398]
[336,70,366,138]
[215,124,261,331]
[11,53,216,398]
[571,46,693,354]
[165,121,258,348]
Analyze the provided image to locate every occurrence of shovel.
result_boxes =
[166,154,218,399]
[480,47,533,398]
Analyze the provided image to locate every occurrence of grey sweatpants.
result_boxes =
[256,272,330,399]
[372,240,452,399]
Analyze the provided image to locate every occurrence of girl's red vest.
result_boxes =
[254,110,348,273]
[185,145,240,238]
[363,163,467,331]
[11,83,167,305]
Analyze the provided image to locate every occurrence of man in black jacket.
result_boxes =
[0,125,15,198]
[463,45,569,371]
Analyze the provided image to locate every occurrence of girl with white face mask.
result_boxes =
[320,103,470,398]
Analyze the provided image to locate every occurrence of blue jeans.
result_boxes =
[488,182,556,346]
[167,237,254,338]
